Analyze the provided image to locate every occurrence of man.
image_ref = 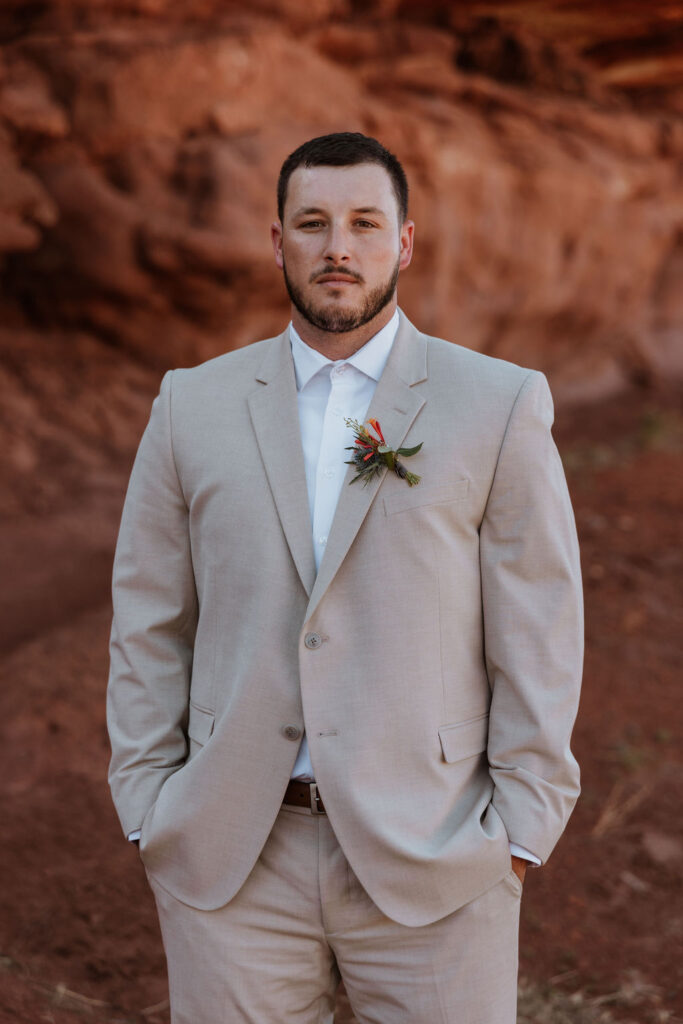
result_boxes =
[107,132,583,1023]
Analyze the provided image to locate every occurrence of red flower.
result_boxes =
[366,418,385,444]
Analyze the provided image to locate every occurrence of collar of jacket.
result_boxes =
[248,308,428,619]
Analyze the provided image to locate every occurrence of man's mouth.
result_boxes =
[314,272,361,285]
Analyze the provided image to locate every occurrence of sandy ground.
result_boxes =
[0,383,681,1024]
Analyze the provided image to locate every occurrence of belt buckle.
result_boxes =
[309,782,325,815]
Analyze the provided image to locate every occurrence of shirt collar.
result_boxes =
[289,309,400,392]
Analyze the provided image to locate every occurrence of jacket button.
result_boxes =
[304,632,322,650]
[281,725,301,741]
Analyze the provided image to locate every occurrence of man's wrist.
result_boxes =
[509,841,540,866]
[510,854,528,884]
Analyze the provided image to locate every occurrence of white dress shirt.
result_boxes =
[129,310,539,864]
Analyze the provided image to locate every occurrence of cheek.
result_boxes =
[284,240,318,274]
[366,251,400,280]
[362,236,400,265]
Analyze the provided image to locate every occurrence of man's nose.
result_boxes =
[323,224,351,263]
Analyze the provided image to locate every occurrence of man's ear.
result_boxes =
[271,221,284,270]
[399,220,415,271]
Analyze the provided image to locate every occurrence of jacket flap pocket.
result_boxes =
[439,713,489,764]
[383,477,469,516]
[188,703,215,746]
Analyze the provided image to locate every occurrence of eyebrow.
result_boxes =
[291,206,388,219]
[352,207,387,217]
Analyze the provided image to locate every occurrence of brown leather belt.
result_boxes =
[283,780,326,815]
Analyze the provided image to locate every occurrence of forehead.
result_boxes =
[284,163,397,218]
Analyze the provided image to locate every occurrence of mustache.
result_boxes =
[310,267,364,284]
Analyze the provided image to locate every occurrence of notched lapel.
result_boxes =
[247,333,316,597]
[306,315,427,621]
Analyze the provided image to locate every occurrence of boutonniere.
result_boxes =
[344,418,423,487]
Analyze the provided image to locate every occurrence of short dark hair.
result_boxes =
[277,132,409,223]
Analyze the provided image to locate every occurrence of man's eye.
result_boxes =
[299,220,323,229]
[355,220,376,228]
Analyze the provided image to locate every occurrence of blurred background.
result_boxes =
[0,1,681,1021]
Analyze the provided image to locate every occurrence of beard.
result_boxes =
[282,256,400,334]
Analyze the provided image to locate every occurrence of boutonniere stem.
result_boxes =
[344,418,422,487]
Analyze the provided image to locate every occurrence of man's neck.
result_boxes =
[291,300,397,360]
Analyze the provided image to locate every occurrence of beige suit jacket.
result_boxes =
[107,309,583,926]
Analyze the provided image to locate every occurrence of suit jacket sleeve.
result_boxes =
[480,369,583,864]
[106,370,198,838]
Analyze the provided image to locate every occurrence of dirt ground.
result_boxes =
[0,382,681,1024]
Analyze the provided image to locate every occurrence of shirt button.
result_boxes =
[304,632,322,650]
[323,467,335,478]
[318,536,327,546]
[281,725,301,741]
[332,407,343,416]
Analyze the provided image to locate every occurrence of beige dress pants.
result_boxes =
[147,804,522,1024]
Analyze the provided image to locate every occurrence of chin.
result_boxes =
[316,298,361,315]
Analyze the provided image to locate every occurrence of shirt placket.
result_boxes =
[312,363,355,571]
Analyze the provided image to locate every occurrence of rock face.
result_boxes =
[1,2,682,508]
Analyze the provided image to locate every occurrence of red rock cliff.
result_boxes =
[1,1,682,521]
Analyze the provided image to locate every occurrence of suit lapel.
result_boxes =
[248,330,316,597]
[305,312,427,622]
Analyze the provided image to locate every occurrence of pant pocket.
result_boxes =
[502,867,524,899]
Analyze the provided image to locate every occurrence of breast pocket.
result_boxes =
[383,477,469,517]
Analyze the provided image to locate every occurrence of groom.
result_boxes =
[107,132,583,1023]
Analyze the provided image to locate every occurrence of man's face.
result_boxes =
[272,163,413,335]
